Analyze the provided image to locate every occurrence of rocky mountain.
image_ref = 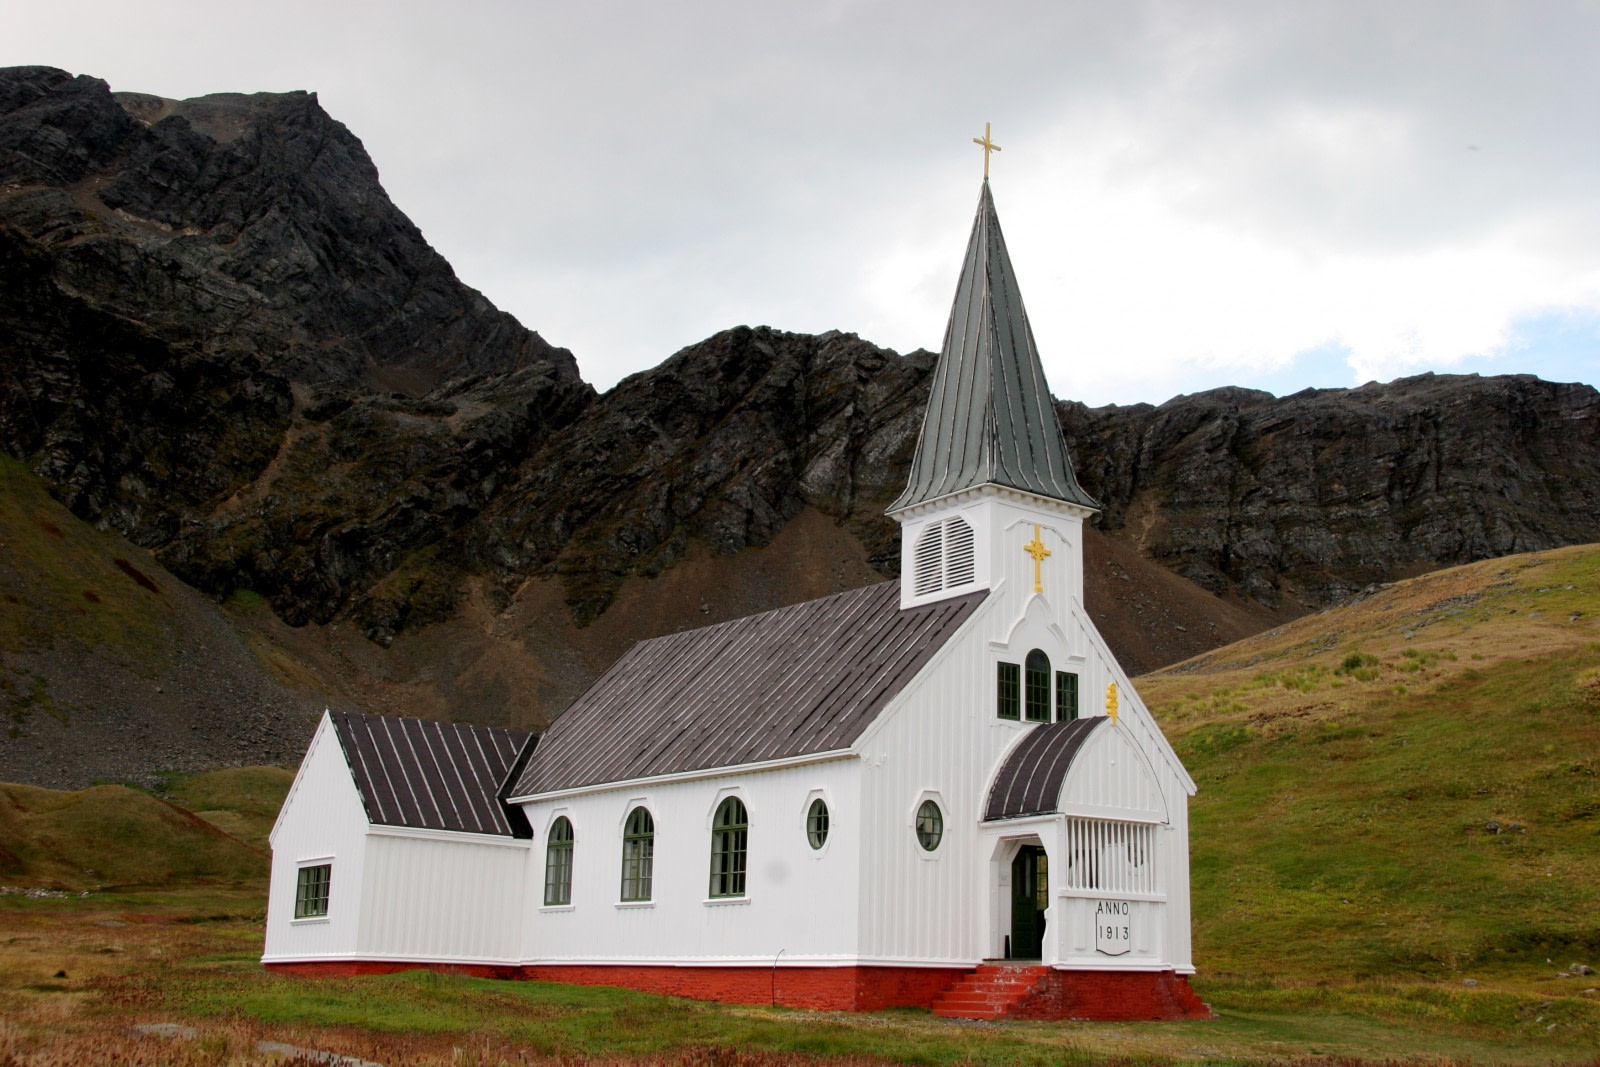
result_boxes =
[1063,374,1600,608]
[3,66,1599,787]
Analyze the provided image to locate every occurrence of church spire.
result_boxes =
[889,180,1098,514]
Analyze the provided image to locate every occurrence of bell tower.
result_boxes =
[887,168,1098,611]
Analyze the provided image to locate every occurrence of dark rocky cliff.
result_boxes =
[1,65,588,555]
[3,66,1600,774]
[1061,375,1600,609]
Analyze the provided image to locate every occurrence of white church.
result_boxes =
[263,170,1209,1021]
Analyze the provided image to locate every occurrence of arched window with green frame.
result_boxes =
[709,797,748,898]
[1025,649,1051,722]
[544,816,574,906]
[620,806,654,902]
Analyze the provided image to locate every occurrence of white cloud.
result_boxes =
[5,0,1598,404]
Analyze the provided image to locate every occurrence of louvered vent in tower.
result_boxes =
[913,522,944,596]
[945,517,975,586]
[912,516,977,597]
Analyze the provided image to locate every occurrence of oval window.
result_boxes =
[915,799,943,852]
[806,798,829,849]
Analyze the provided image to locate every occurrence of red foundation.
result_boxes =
[264,960,1209,1019]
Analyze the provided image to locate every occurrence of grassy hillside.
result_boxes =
[0,781,268,889]
[1141,543,1600,986]
[162,766,296,850]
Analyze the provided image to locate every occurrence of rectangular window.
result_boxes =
[709,828,746,897]
[621,837,652,902]
[997,662,1021,720]
[294,863,331,919]
[1056,671,1079,722]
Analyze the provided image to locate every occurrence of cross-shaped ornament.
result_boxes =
[1023,524,1051,594]
[972,122,1001,179]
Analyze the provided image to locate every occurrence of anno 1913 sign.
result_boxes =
[1094,899,1131,955]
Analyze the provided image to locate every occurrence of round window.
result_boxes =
[915,799,943,852]
[806,798,829,849]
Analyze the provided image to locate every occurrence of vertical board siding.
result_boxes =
[358,835,528,962]
[1057,727,1168,820]
[264,718,373,961]
[856,496,1194,969]
[520,760,862,965]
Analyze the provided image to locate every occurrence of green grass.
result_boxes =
[160,766,296,849]
[6,544,1600,1063]
[0,781,267,889]
[1180,647,1600,981]
[79,953,1596,1065]
[1144,544,1600,990]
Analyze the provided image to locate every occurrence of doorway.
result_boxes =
[1009,845,1048,959]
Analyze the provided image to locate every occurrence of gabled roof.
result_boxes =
[329,710,535,838]
[984,717,1105,821]
[891,181,1097,513]
[509,580,986,798]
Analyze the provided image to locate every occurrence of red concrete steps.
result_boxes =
[930,964,1051,1019]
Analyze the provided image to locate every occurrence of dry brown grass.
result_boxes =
[1141,542,1600,738]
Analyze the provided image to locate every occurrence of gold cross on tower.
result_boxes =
[972,121,1001,179]
[1023,524,1051,594]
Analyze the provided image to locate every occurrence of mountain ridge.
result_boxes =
[3,65,1600,786]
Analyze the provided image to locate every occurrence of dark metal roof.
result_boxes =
[984,717,1106,821]
[329,710,535,838]
[891,180,1098,512]
[510,580,986,797]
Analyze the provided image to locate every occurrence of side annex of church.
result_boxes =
[262,175,1210,1021]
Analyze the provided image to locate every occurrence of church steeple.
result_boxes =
[889,180,1097,514]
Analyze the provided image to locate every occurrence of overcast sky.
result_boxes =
[9,1,1600,405]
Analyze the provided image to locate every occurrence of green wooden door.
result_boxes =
[1009,846,1048,959]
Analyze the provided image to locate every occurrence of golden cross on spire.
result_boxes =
[1023,524,1051,594]
[972,121,1001,179]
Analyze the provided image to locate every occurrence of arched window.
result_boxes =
[544,816,574,906]
[620,807,654,902]
[1025,649,1051,722]
[916,799,943,852]
[806,798,829,849]
[709,797,748,898]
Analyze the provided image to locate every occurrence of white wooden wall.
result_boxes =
[263,715,371,963]
[517,758,862,965]
[357,831,530,964]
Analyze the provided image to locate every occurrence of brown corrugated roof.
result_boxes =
[983,717,1105,821]
[329,710,535,837]
[510,580,986,798]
